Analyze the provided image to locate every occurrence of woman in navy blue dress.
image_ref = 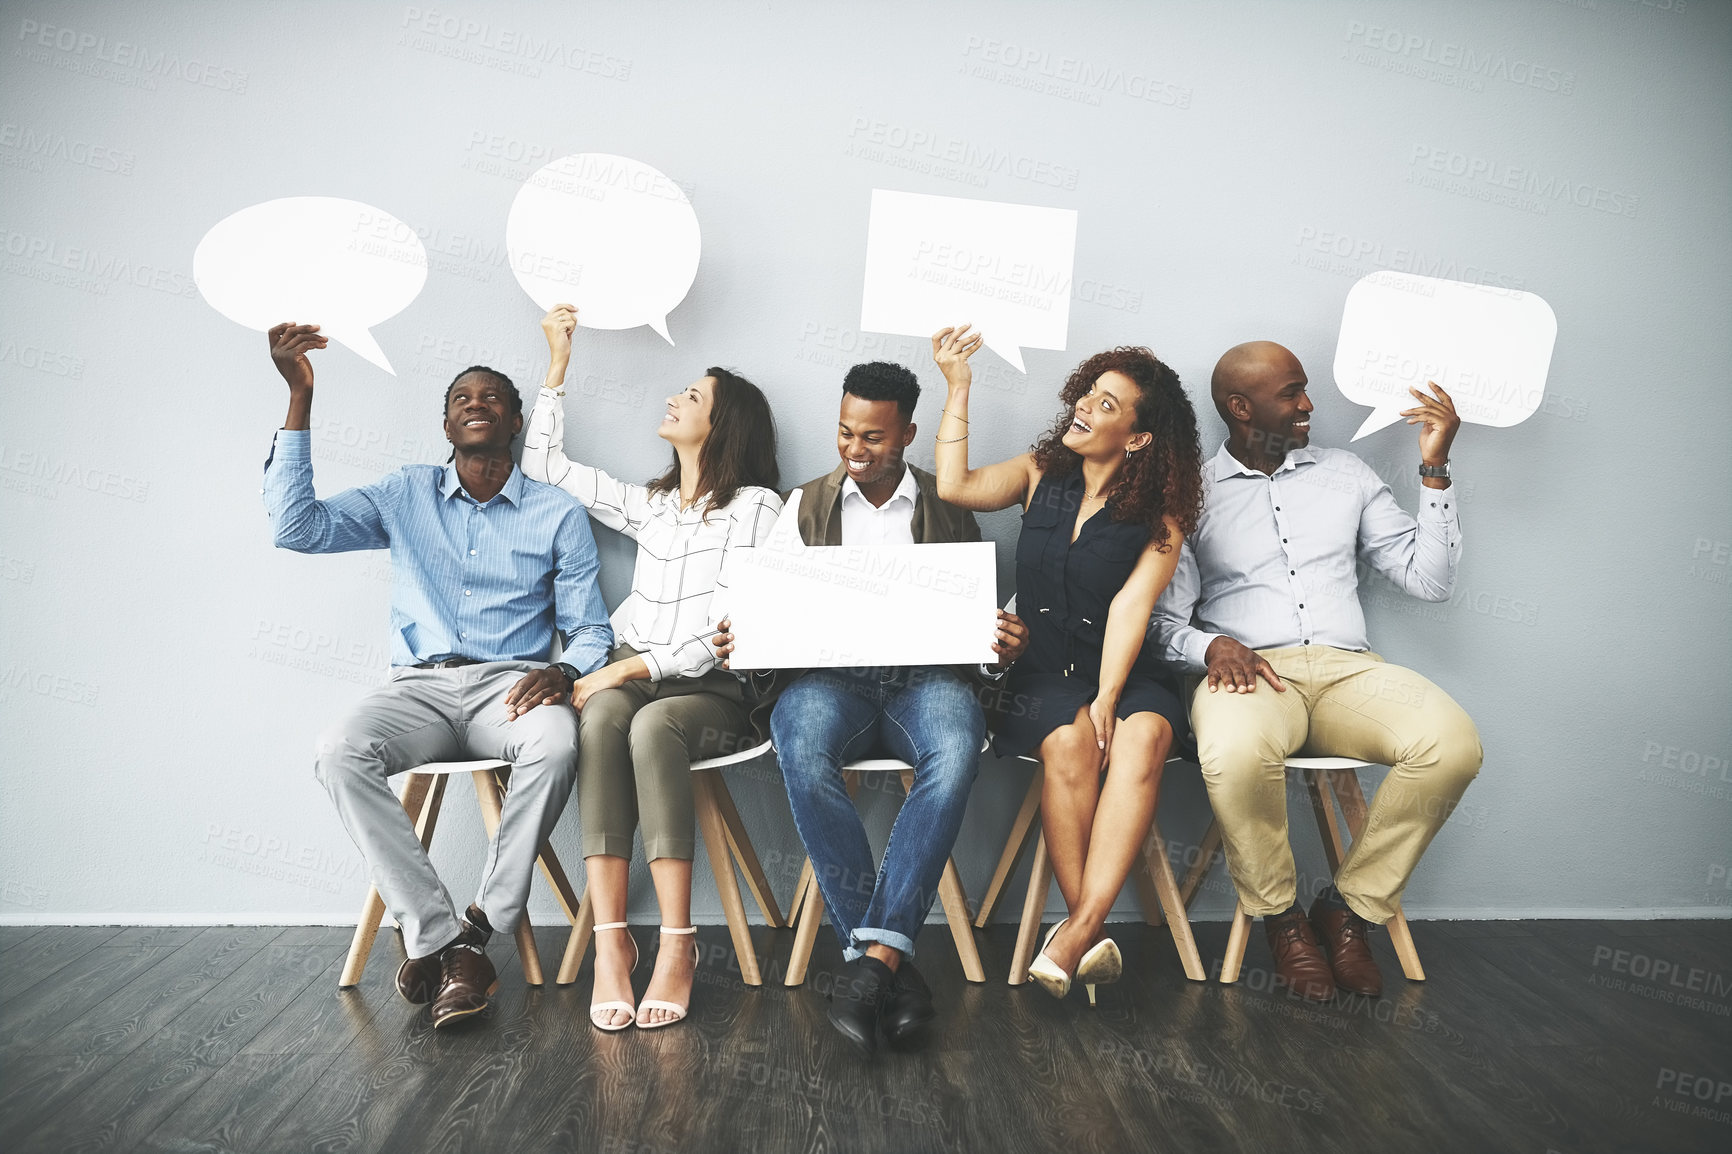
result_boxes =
[931,324,1203,1006]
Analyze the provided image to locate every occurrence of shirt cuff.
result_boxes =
[1180,630,1221,674]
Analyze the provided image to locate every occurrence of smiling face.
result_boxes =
[1231,347,1314,455]
[1060,370,1153,460]
[658,376,716,449]
[836,392,915,489]
[443,371,522,453]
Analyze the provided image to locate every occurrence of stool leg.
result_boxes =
[1327,770,1426,981]
[1219,903,1252,984]
[556,889,595,987]
[974,767,1044,929]
[693,770,763,986]
[1178,820,1224,910]
[789,859,813,926]
[470,769,544,985]
[339,773,439,988]
[1145,826,1207,981]
[785,860,826,987]
[1008,831,1052,986]
[938,857,986,983]
[705,769,785,928]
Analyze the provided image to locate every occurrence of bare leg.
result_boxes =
[638,858,698,1025]
[864,942,903,973]
[1038,706,1102,966]
[1048,714,1172,972]
[585,854,635,1028]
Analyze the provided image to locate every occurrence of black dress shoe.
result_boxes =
[881,961,936,1051]
[826,956,894,1057]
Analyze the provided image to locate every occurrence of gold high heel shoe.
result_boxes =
[1075,937,1123,1006]
[1028,918,1074,1001]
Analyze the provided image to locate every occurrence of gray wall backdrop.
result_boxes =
[2,0,1728,928]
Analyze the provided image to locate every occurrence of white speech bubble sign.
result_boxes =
[1333,271,1558,441]
[506,153,700,344]
[194,197,427,375]
[859,189,1077,372]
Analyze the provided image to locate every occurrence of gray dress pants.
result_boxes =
[313,661,578,957]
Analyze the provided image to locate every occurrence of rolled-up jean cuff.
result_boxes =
[583,835,636,860]
[849,927,916,962]
[642,837,695,863]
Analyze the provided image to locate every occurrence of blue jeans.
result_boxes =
[770,665,986,962]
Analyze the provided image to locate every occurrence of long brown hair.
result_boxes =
[1030,347,1204,552]
[646,367,779,515]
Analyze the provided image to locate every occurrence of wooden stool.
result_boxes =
[784,759,986,986]
[972,756,1208,984]
[338,759,588,988]
[553,739,788,987]
[1210,757,1426,984]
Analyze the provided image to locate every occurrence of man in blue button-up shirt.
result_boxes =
[261,323,612,1028]
[1151,341,1483,1002]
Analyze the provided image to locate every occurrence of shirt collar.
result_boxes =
[841,464,919,509]
[1212,441,1319,480]
[440,460,525,506]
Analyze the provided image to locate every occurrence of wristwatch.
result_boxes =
[553,662,582,687]
[1418,461,1451,480]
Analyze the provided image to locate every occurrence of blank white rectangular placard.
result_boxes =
[726,539,999,670]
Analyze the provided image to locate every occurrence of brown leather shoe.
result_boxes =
[429,942,498,1028]
[1309,896,1384,997]
[397,913,490,1005]
[396,953,442,1004]
[1264,906,1337,1001]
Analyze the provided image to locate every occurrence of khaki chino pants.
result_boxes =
[1188,645,1483,924]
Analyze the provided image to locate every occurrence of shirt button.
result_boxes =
[464,590,472,596]
[470,549,477,555]
[1444,504,1449,510]
[1290,569,1296,575]
[1303,639,1310,645]
[1299,603,1305,608]
[1282,538,1288,543]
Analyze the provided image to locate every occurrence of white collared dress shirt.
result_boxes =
[839,465,919,545]
[1151,443,1461,673]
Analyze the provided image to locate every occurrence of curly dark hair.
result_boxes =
[646,366,779,516]
[842,360,920,420]
[1029,347,1204,552]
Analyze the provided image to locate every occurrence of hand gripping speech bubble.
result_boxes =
[506,153,701,344]
[1332,271,1558,441]
[860,189,1078,372]
[194,197,428,375]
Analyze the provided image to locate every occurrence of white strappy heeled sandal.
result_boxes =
[589,922,640,1032]
[635,926,699,1030]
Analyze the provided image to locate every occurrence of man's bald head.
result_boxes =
[1211,340,1314,466]
[1210,341,1304,422]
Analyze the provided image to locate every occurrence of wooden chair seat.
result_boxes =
[552,739,788,987]
[971,755,1208,984]
[339,760,588,989]
[783,753,987,986]
[1210,757,1426,984]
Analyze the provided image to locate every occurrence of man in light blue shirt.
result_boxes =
[1151,341,1482,1001]
[261,322,611,1028]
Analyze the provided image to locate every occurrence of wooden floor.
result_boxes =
[0,918,1728,1154]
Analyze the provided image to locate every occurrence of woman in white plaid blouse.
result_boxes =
[522,305,781,1032]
